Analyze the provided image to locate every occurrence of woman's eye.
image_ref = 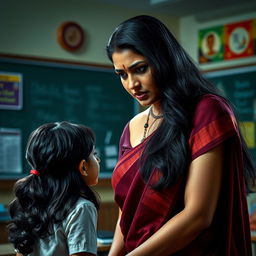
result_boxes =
[116,72,127,79]
[136,65,148,74]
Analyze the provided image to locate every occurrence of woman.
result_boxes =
[106,15,255,255]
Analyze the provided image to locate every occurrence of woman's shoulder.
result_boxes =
[191,93,238,133]
[119,108,149,152]
[194,93,234,117]
[129,108,150,132]
[196,93,227,106]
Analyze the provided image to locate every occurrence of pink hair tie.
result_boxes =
[30,169,40,176]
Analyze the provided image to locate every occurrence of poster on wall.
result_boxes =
[0,72,23,110]
[224,19,254,60]
[0,128,22,174]
[198,25,224,64]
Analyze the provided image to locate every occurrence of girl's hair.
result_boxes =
[8,121,100,255]
[107,15,255,191]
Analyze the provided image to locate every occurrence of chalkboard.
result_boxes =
[0,56,136,178]
[206,65,256,164]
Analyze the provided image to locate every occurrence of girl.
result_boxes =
[107,15,256,255]
[8,121,100,256]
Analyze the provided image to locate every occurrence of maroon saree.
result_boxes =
[112,94,252,255]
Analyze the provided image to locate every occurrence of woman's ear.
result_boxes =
[78,159,88,176]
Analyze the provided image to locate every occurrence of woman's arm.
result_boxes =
[108,209,126,256]
[126,144,224,256]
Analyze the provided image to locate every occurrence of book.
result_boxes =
[247,193,256,239]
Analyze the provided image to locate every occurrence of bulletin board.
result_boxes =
[0,55,136,179]
[205,64,256,164]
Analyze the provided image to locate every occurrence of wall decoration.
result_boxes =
[57,21,85,51]
[0,128,22,174]
[198,19,256,64]
[240,121,255,148]
[198,25,224,64]
[224,19,254,60]
[0,72,22,110]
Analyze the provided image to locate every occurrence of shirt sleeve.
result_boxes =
[63,200,97,255]
[189,95,239,160]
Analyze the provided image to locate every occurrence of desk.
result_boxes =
[0,243,14,256]
[251,237,256,256]
[0,243,111,256]
[97,243,111,256]
[97,243,111,252]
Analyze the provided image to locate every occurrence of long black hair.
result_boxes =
[8,121,100,255]
[106,15,255,190]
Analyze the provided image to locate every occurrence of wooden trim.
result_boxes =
[0,180,16,191]
[0,53,113,69]
[202,62,256,73]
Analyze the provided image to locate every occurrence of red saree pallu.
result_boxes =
[112,94,252,255]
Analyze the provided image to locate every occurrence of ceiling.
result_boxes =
[94,0,256,21]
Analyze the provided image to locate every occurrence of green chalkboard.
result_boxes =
[0,56,136,179]
[206,65,256,164]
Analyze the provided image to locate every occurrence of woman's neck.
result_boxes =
[151,101,162,116]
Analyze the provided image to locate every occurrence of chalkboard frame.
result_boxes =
[0,54,138,180]
[204,63,256,79]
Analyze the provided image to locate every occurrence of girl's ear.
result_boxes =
[78,159,89,176]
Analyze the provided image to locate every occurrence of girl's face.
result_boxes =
[112,49,161,107]
[84,149,100,186]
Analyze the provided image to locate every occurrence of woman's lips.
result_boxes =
[135,92,147,100]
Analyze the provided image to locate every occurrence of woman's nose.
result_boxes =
[128,77,140,90]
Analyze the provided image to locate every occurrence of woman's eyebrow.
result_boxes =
[115,60,146,73]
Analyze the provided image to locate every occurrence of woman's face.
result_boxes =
[112,49,161,107]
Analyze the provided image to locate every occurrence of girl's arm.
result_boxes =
[108,209,126,256]
[126,144,224,256]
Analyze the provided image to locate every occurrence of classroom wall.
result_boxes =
[1,0,256,248]
[0,0,179,206]
[1,0,255,203]
[179,11,256,71]
[0,0,179,65]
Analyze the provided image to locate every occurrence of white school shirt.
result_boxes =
[29,197,97,256]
